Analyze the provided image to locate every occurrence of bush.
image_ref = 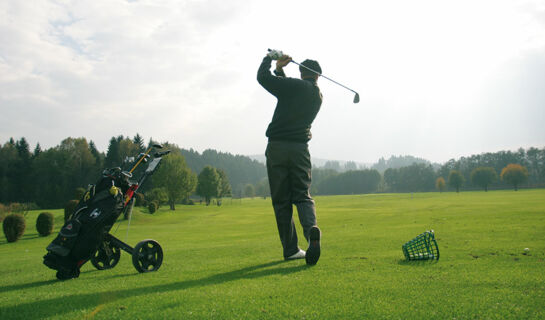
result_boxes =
[36,212,54,236]
[3,213,26,242]
[146,188,168,207]
[0,203,7,222]
[135,193,146,207]
[75,187,86,200]
[148,201,158,214]
[7,202,38,216]
[64,200,79,222]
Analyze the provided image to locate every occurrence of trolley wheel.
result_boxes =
[132,239,163,273]
[91,240,121,270]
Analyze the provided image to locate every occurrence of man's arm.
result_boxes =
[257,55,298,97]
[273,55,290,77]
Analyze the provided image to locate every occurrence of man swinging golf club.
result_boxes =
[257,49,322,265]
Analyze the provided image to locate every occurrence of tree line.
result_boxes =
[0,135,543,211]
[0,135,261,209]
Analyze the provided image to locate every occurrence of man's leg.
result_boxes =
[289,144,317,240]
[266,142,299,258]
[289,143,321,265]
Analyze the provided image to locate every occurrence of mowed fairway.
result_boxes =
[1,190,544,319]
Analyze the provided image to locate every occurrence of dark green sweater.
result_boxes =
[257,56,322,143]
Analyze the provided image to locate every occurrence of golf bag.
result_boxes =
[43,169,129,279]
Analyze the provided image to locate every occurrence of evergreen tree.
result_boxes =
[89,140,103,170]
[13,138,32,202]
[105,135,123,168]
[133,133,145,153]
[33,143,42,158]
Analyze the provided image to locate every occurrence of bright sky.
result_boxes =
[1,0,544,164]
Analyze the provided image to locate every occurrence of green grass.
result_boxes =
[1,190,544,319]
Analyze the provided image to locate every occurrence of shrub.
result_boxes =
[36,212,54,236]
[7,203,37,217]
[64,200,79,222]
[0,203,7,222]
[148,201,158,214]
[135,193,146,207]
[146,188,168,207]
[8,202,24,213]
[75,187,86,200]
[3,213,26,242]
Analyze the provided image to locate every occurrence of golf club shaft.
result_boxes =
[129,147,152,173]
[291,60,358,95]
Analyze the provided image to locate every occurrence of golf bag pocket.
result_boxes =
[46,219,82,256]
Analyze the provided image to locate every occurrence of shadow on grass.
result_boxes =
[0,269,103,294]
[0,233,41,246]
[397,259,439,267]
[0,279,58,294]
[2,260,309,319]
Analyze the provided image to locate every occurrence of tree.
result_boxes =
[255,178,271,199]
[133,134,145,153]
[435,177,446,192]
[145,188,168,207]
[315,169,381,195]
[382,164,435,193]
[13,138,32,202]
[448,170,464,193]
[88,140,103,169]
[153,153,197,210]
[323,160,341,172]
[119,138,140,165]
[244,183,255,198]
[196,166,220,205]
[344,161,358,171]
[470,167,497,191]
[33,143,42,158]
[104,136,123,168]
[217,169,232,200]
[501,164,528,191]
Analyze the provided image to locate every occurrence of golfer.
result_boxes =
[257,50,322,265]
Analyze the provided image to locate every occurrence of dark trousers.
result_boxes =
[266,141,317,258]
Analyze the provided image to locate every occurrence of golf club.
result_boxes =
[129,144,163,173]
[268,49,360,103]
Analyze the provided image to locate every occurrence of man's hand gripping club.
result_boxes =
[267,49,292,73]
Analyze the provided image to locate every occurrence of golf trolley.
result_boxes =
[44,145,170,280]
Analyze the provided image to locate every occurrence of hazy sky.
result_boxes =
[1,0,544,164]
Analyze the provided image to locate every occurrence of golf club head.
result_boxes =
[153,150,171,158]
[353,93,360,104]
[153,144,163,149]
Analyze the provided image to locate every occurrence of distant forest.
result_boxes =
[0,134,543,209]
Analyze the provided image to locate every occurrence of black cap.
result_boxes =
[299,59,322,75]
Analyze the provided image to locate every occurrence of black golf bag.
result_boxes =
[43,169,128,280]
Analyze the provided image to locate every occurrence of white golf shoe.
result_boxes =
[285,249,306,260]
